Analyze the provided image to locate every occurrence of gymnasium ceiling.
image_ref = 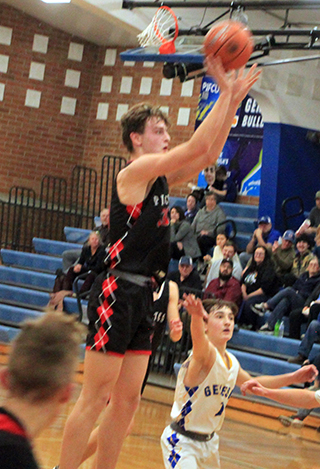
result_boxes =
[2,0,320,53]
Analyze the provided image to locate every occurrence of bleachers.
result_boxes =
[1,209,318,405]
[0,232,89,329]
[229,328,320,362]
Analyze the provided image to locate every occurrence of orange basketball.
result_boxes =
[203,20,254,71]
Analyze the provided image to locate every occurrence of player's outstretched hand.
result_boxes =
[169,319,183,342]
[231,64,261,105]
[183,294,208,320]
[241,379,266,396]
[292,364,318,384]
[204,55,235,95]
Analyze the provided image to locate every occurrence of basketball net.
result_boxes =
[137,6,178,54]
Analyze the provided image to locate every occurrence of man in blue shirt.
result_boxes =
[239,216,281,268]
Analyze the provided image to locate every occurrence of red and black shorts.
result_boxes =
[86,271,153,355]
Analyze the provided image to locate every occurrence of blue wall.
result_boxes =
[259,123,320,232]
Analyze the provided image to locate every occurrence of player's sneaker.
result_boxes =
[278,415,295,427]
[278,415,304,428]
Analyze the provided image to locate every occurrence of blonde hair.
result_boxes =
[7,312,84,403]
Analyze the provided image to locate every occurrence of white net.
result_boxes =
[137,7,178,47]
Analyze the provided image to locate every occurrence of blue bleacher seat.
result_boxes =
[0,265,55,290]
[1,249,62,273]
[229,329,320,360]
[0,325,20,343]
[64,227,91,244]
[0,283,85,317]
[33,238,81,256]
[0,304,42,324]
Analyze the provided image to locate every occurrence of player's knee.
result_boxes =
[113,389,141,412]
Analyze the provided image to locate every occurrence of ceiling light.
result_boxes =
[41,0,71,3]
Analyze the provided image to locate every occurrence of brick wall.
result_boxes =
[0,4,203,203]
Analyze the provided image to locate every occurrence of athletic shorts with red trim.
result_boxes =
[86,271,153,355]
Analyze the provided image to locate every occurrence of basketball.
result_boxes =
[203,20,254,70]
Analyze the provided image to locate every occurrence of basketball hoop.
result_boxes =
[137,6,179,54]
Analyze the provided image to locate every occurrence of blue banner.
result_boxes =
[195,75,264,196]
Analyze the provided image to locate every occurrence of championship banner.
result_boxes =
[195,75,264,196]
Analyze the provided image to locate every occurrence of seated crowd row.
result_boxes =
[51,190,320,352]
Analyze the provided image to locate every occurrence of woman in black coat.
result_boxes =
[238,245,280,330]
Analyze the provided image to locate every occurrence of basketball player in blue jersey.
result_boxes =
[161,296,318,469]
[58,57,262,469]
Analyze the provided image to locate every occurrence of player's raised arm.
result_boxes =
[166,61,261,186]
[241,381,319,410]
[238,363,318,390]
[183,295,215,366]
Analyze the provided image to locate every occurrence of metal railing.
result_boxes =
[0,156,124,251]
[281,196,305,231]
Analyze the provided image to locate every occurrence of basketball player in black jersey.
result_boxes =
[58,57,261,469]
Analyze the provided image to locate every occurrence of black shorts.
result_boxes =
[86,271,153,355]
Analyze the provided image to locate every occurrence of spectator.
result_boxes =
[62,207,110,273]
[49,231,105,311]
[204,232,228,263]
[289,281,320,339]
[204,258,242,307]
[271,230,295,284]
[170,206,201,262]
[184,193,198,224]
[238,246,279,331]
[255,256,320,332]
[314,226,320,261]
[192,191,226,257]
[239,216,281,269]
[205,241,242,284]
[0,312,83,469]
[188,165,218,207]
[283,233,314,286]
[167,256,203,298]
[288,318,320,365]
[212,165,237,203]
[296,190,320,237]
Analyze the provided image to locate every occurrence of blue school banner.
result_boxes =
[195,75,264,196]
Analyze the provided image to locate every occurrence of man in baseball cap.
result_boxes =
[239,215,281,268]
[167,256,202,298]
[272,230,296,283]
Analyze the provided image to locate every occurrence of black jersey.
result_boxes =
[0,407,39,469]
[107,175,170,276]
[153,280,170,327]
